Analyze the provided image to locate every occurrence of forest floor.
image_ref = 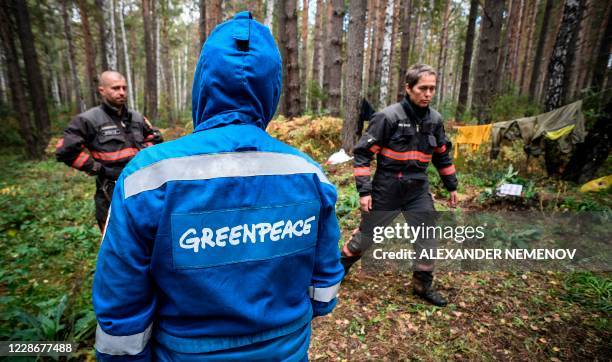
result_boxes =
[0,116,610,360]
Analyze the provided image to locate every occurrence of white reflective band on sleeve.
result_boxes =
[94,322,152,356]
[124,151,332,198]
[308,282,341,303]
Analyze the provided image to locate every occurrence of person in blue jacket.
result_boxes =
[92,11,344,361]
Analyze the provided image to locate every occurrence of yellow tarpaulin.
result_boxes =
[580,175,612,193]
[545,124,576,140]
[454,124,492,158]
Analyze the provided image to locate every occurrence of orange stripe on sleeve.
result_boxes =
[438,165,456,176]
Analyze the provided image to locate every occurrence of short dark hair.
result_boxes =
[404,64,437,88]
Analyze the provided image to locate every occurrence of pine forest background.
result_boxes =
[0,0,610,157]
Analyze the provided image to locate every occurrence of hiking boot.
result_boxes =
[340,229,363,277]
[412,272,448,307]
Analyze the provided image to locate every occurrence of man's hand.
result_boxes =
[449,191,458,208]
[360,195,372,212]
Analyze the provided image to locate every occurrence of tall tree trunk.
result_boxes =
[543,0,584,112]
[62,0,86,113]
[396,0,412,101]
[372,0,386,105]
[155,12,161,107]
[499,0,522,89]
[326,0,344,116]
[207,0,222,35]
[543,0,584,177]
[199,0,207,48]
[519,0,537,94]
[142,0,158,120]
[95,0,108,70]
[410,0,421,61]
[363,0,375,97]
[12,0,50,155]
[435,0,452,108]
[456,0,478,119]
[378,0,394,107]
[265,0,275,29]
[299,0,309,109]
[278,0,301,117]
[388,0,401,103]
[118,0,135,109]
[77,0,98,107]
[310,0,324,112]
[588,1,611,93]
[161,0,174,126]
[342,0,367,151]
[367,0,381,102]
[472,0,504,121]
[100,0,117,70]
[322,0,333,111]
[0,2,38,158]
[529,0,553,99]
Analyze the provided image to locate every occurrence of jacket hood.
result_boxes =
[191,11,282,132]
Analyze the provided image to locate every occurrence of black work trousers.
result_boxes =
[94,177,116,231]
[348,171,437,269]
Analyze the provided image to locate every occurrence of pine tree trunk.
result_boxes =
[388,0,401,103]
[378,0,394,108]
[142,0,158,120]
[529,0,553,99]
[396,0,412,102]
[327,0,344,116]
[342,0,367,152]
[265,0,275,29]
[367,0,381,102]
[62,0,86,113]
[436,0,452,108]
[456,0,478,119]
[410,1,421,61]
[502,0,523,88]
[12,0,50,155]
[519,0,537,94]
[161,0,174,126]
[510,0,525,84]
[199,0,207,48]
[0,2,38,158]
[118,0,135,109]
[76,0,98,108]
[95,0,108,70]
[278,0,301,117]
[299,0,309,109]
[372,0,386,105]
[322,0,333,111]
[543,0,584,177]
[472,0,504,121]
[589,1,611,92]
[310,0,325,112]
[99,0,117,70]
[208,0,222,35]
[155,13,161,106]
[543,0,584,112]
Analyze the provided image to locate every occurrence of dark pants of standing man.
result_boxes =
[343,171,447,306]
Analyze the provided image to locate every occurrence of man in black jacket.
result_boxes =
[342,64,457,306]
[56,71,163,231]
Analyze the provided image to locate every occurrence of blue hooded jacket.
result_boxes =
[93,11,343,361]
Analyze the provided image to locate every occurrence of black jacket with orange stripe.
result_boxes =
[56,102,163,180]
[353,97,457,196]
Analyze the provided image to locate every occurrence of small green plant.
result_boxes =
[563,272,611,314]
